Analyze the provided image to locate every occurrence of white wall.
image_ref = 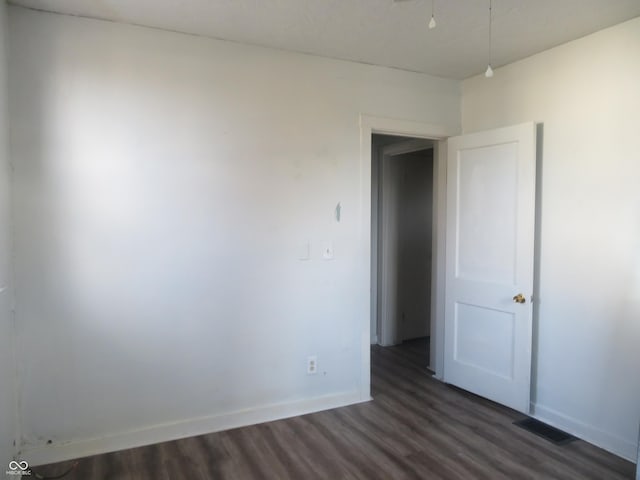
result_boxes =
[8,6,460,463]
[0,0,17,468]
[463,17,640,461]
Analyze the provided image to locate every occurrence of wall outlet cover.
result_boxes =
[307,355,318,375]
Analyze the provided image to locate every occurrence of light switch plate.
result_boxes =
[298,241,311,261]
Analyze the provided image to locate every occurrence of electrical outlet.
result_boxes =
[307,355,317,375]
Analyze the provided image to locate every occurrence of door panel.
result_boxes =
[444,123,536,413]
[454,303,515,378]
[457,143,518,284]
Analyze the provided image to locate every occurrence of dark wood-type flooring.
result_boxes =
[37,338,635,479]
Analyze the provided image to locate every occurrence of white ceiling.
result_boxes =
[8,0,640,79]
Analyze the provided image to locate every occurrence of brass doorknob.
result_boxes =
[513,294,526,304]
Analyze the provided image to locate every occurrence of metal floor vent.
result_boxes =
[513,418,576,445]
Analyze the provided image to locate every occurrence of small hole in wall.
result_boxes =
[47,440,52,445]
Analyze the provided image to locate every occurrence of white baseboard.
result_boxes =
[20,390,366,467]
[530,402,638,463]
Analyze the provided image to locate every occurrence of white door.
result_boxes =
[444,123,536,413]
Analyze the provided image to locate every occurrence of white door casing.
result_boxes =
[444,122,536,413]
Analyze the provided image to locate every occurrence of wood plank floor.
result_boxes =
[36,339,635,479]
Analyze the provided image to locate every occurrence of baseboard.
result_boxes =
[20,390,366,467]
[530,402,638,463]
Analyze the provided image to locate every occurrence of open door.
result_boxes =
[443,123,536,413]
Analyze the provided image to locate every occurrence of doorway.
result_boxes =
[358,115,452,400]
[371,134,435,371]
[361,116,536,421]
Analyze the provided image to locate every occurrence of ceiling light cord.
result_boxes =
[485,0,494,77]
[428,0,436,29]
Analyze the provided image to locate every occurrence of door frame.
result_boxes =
[378,139,433,347]
[359,115,458,399]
